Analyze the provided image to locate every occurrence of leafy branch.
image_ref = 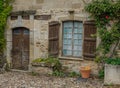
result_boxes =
[85,0,120,63]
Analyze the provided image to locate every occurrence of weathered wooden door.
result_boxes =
[49,21,60,57]
[12,27,29,70]
[83,21,97,60]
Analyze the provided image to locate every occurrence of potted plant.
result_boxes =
[80,66,91,78]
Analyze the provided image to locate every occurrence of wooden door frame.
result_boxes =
[12,27,30,70]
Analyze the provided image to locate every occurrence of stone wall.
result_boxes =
[12,0,91,11]
[32,66,53,75]
[60,59,98,75]
[6,0,99,75]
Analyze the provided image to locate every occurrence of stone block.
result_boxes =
[36,0,44,4]
[32,66,53,75]
[104,64,120,85]
[29,5,42,10]
[72,3,82,9]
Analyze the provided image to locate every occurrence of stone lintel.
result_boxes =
[10,10,36,16]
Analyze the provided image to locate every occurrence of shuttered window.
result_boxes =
[83,21,97,60]
[49,21,60,57]
[62,21,83,57]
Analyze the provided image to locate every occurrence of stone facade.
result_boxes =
[6,0,99,75]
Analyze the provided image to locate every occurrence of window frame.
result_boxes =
[62,20,83,58]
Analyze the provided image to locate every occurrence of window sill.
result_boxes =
[59,56,84,61]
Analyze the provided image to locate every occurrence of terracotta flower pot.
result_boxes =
[80,66,91,78]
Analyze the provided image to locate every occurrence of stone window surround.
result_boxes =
[57,16,87,61]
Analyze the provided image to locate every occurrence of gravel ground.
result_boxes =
[0,71,119,88]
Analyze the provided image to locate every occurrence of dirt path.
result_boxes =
[0,71,119,88]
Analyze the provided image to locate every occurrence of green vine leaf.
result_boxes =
[0,0,12,55]
[85,0,120,63]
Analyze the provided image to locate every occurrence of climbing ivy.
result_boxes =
[0,0,12,68]
[0,0,12,55]
[85,0,120,62]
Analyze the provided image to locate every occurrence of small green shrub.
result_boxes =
[98,69,104,79]
[52,71,81,77]
[105,57,120,65]
[32,58,44,63]
[32,57,62,71]
[52,70,65,77]
[68,71,81,77]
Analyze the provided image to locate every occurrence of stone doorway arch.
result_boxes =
[12,27,30,70]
